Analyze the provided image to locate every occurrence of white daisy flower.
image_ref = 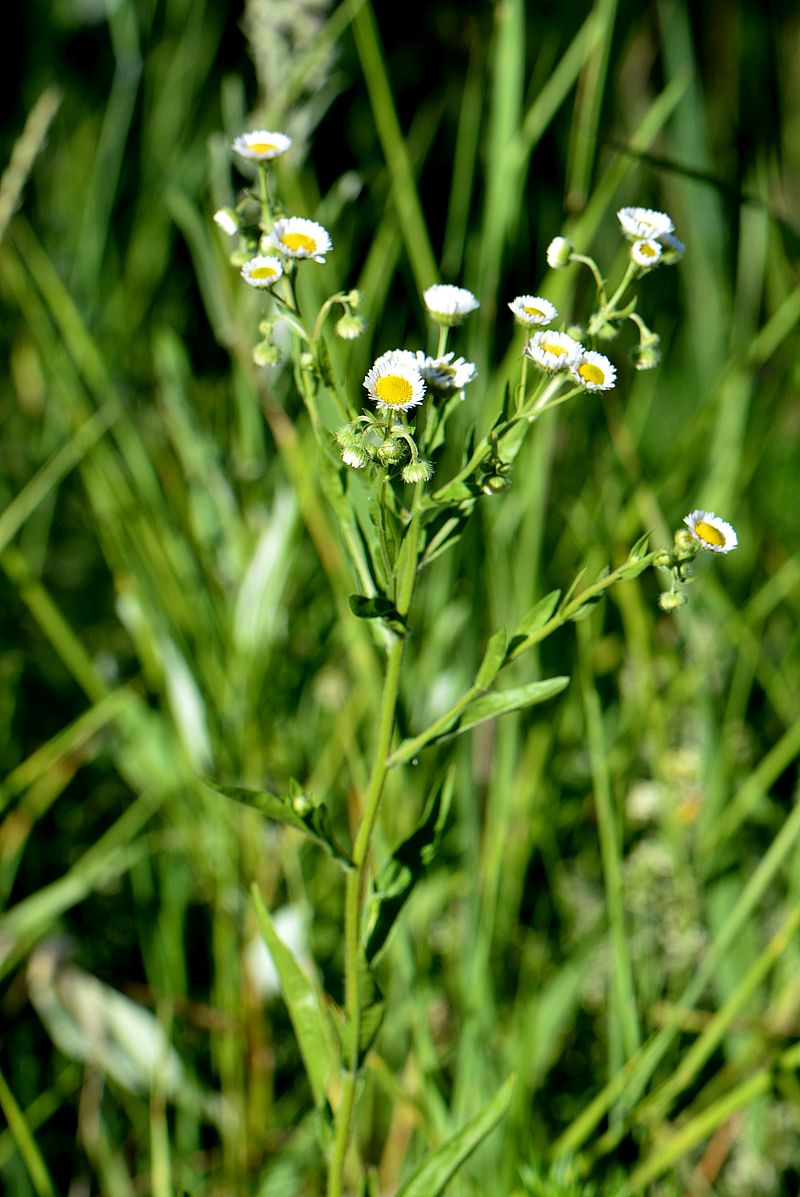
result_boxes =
[232,130,292,161]
[364,350,426,413]
[683,510,738,554]
[508,295,558,326]
[240,255,284,288]
[213,208,239,236]
[524,330,583,371]
[415,351,477,390]
[570,350,617,391]
[617,206,674,241]
[630,238,663,268]
[423,284,479,326]
[546,236,573,269]
[271,217,333,263]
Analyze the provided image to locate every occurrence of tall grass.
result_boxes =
[1,1,799,1195]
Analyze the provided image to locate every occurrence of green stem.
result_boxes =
[515,349,529,412]
[571,252,607,305]
[507,551,659,664]
[327,515,420,1197]
[435,325,449,357]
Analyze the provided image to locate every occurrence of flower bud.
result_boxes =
[213,208,239,236]
[401,458,434,484]
[631,342,661,370]
[546,236,573,269]
[342,444,369,469]
[253,340,281,367]
[658,589,687,612]
[377,437,406,465]
[335,313,366,340]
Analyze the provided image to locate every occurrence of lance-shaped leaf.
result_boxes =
[420,509,473,567]
[455,677,569,737]
[337,953,386,1067]
[628,531,651,561]
[389,676,569,766]
[474,628,508,689]
[251,885,337,1111]
[394,1073,516,1197]
[365,769,454,964]
[508,589,561,654]
[206,780,353,867]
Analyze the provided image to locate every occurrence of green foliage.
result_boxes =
[1,1,799,1195]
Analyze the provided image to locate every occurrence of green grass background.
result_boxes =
[1,0,799,1194]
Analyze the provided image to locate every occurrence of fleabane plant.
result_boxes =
[212,135,738,1195]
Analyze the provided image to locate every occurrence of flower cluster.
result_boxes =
[336,285,480,481]
[524,330,617,391]
[656,510,738,610]
[543,203,685,372]
[617,206,685,270]
[215,129,365,365]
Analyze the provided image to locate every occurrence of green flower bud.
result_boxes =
[253,340,281,367]
[335,313,366,341]
[658,589,687,612]
[401,458,434,484]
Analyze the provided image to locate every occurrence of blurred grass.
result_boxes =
[1,0,799,1194]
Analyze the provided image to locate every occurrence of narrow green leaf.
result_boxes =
[628,532,651,561]
[496,417,529,464]
[251,886,336,1111]
[394,1074,516,1197]
[474,628,508,688]
[514,589,561,638]
[365,769,454,963]
[430,480,477,505]
[207,781,353,867]
[614,557,653,581]
[355,953,385,1060]
[559,567,588,613]
[458,678,569,735]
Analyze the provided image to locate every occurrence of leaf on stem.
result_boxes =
[558,566,588,614]
[510,589,561,648]
[474,628,508,688]
[628,531,651,560]
[365,769,454,964]
[348,593,407,634]
[205,779,354,867]
[393,1073,517,1197]
[457,677,569,733]
[251,885,337,1112]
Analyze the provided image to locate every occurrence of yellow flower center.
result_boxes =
[524,305,545,317]
[695,520,725,547]
[250,141,277,154]
[639,242,658,257]
[250,265,278,280]
[578,362,605,385]
[375,375,413,406]
[281,231,318,254]
[541,341,567,357]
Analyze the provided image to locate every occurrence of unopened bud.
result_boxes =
[253,340,281,367]
[401,458,434,484]
[335,313,366,340]
[213,208,239,236]
[546,236,573,269]
[658,589,687,612]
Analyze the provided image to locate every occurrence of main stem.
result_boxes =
[327,514,420,1197]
